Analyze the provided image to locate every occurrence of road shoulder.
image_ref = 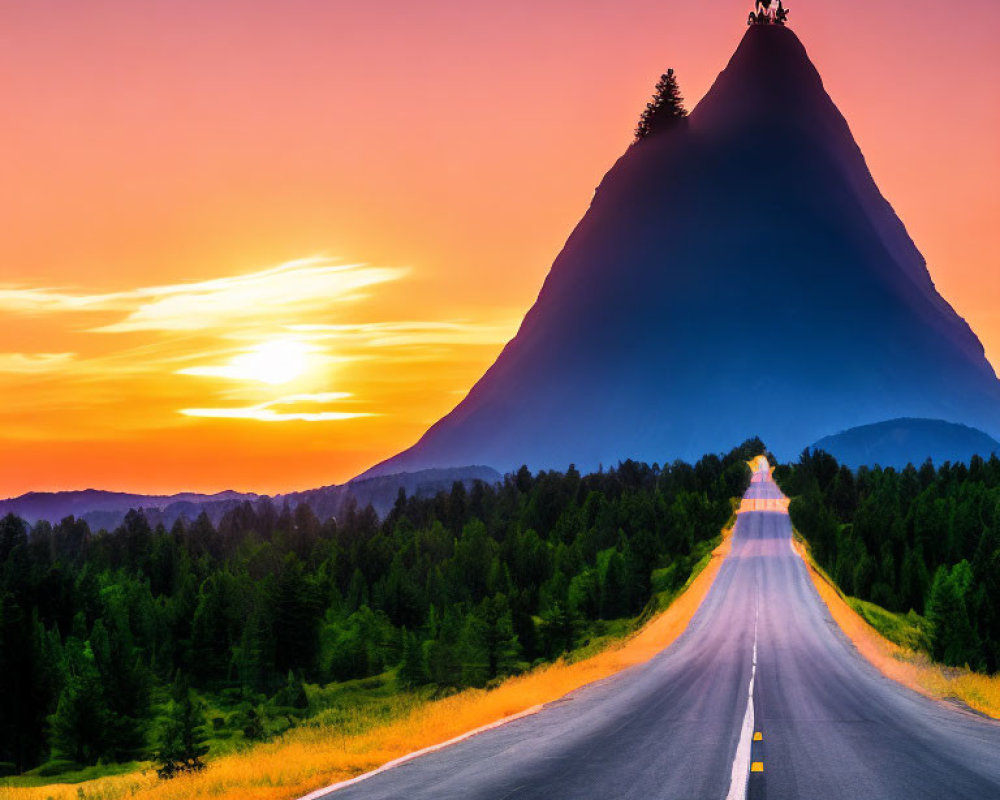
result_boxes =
[791,535,1000,720]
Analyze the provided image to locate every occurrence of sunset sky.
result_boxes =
[1,0,998,496]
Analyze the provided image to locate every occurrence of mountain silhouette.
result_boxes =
[812,419,1000,470]
[363,24,1000,477]
[0,467,500,528]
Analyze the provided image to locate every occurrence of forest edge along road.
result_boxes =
[313,456,1000,800]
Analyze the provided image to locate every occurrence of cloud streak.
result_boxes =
[179,392,374,423]
[0,255,518,440]
[0,353,76,374]
[0,258,407,333]
[287,320,518,347]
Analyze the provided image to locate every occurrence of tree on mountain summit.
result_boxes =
[635,69,687,141]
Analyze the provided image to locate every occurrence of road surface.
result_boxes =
[314,461,1000,799]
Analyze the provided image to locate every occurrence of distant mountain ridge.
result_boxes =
[0,467,501,529]
[280,465,502,523]
[811,418,1000,470]
[0,489,257,527]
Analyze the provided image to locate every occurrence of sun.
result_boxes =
[231,338,313,384]
[179,337,317,385]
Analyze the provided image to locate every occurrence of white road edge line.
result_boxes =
[724,603,759,800]
[297,703,544,799]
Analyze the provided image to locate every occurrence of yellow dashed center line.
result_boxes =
[751,762,764,773]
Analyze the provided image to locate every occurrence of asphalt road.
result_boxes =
[315,462,1000,799]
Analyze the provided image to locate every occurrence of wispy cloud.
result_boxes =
[0,353,76,373]
[0,256,518,433]
[287,320,518,347]
[179,392,374,423]
[0,258,407,333]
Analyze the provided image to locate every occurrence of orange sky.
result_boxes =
[1,0,998,496]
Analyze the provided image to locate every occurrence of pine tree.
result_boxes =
[242,706,267,742]
[383,555,423,630]
[274,670,309,709]
[89,590,151,759]
[926,562,980,668]
[48,641,113,766]
[539,603,577,658]
[599,550,629,619]
[274,555,321,675]
[635,69,687,141]
[398,630,427,688]
[234,602,273,696]
[423,607,463,687]
[346,568,369,610]
[156,675,208,779]
[461,594,520,685]
[1,597,63,772]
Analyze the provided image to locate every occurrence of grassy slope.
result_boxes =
[792,532,1000,719]
[0,520,735,800]
[844,598,931,654]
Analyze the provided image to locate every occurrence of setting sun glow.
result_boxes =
[1,1,997,496]
[178,338,319,386]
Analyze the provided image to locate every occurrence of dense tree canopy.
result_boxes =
[777,450,1000,672]
[0,441,760,775]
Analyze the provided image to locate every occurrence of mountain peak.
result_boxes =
[692,24,826,132]
[359,25,1000,478]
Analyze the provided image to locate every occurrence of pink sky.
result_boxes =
[0,0,997,495]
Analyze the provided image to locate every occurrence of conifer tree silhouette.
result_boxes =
[635,69,687,141]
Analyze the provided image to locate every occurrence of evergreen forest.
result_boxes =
[0,441,760,779]
[777,450,1000,672]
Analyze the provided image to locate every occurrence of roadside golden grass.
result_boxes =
[1,531,733,800]
[793,537,1000,719]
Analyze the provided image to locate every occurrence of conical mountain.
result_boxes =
[364,24,1000,476]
